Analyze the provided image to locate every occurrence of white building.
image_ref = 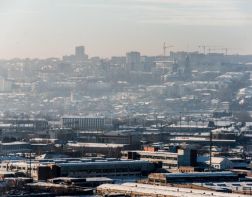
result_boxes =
[198,156,233,170]
[61,115,112,130]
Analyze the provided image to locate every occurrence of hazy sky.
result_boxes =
[0,0,252,59]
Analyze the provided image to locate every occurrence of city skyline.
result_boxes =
[0,0,252,59]
[1,1,252,196]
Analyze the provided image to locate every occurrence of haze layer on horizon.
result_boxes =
[0,0,252,59]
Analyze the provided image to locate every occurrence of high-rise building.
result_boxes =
[75,46,88,61]
[183,55,192,80]
[75,46,85,57]
[126,51,141,71]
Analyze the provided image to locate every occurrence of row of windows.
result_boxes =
[163,163,177,167]
[63,118,105,129]
[165,177,237,182]
[63,168,143,174]
[64,172,141,177]
[0,165,36,171]
[1,146,30,150]
[141,155,177,160]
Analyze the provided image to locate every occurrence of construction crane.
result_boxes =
[198,45,221,54]
[207,47,213,54]
[163,42,173,57]
[198,45,208,54]
[221,48,228,56]
[207,47,220,54]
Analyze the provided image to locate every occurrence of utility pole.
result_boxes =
[209,130,213,172]
[29,151,32,178]
[179,112,182,129]
[0,129,2,156]
[155,113,158,128]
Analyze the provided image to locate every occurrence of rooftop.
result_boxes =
[97,183,248,197]
[67,142,127,148]
[162,171,236,178]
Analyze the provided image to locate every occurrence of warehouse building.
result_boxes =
[148,171,238,184]
[0,159,156,180]
[97,183,248,197]
[122,148,197,169]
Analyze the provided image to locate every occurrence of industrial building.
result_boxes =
[97,183,248,197]
[66,142,130,157]
[0,118,48,131]
[0,141,31,154]
[0,159,156,180]
[78,130,141,149]
[122,148,197,169]
[148,171,239,184]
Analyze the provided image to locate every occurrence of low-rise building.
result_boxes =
[148,171,238,184]
[0,142,31,154]
[197,156,233,170]
[67,142,129,157]
[97,182,248,197]
[122,148,197,169]
[0,159,156,180]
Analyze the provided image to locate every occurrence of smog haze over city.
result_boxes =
[1,1,252,197]
[0,0,252,58]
